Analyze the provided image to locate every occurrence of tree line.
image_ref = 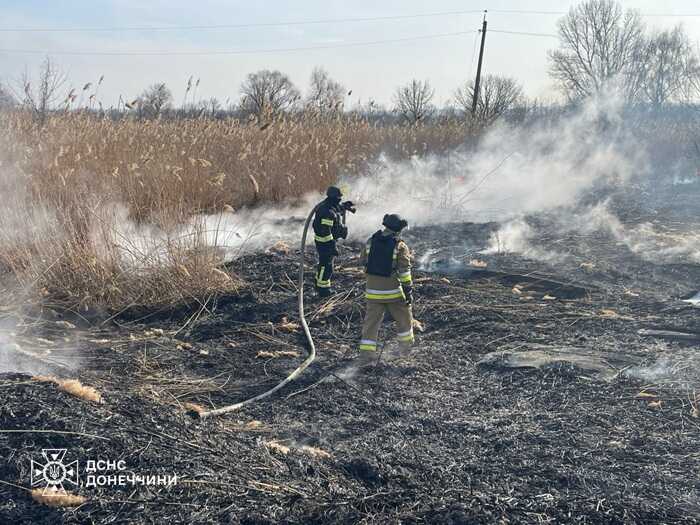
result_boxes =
[550,0,700,105]
[1,0,699,125]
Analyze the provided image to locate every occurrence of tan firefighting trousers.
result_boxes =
[359,301,414,352]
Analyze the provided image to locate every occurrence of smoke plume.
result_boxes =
[152,93,647,257]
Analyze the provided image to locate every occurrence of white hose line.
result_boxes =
[198,202,322,419]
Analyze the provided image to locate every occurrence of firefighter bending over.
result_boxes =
[358,213,414,361]
[312,186,355,297]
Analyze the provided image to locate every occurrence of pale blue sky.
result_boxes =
[1,1,699,108]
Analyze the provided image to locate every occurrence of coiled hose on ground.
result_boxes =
[197,202,322,419]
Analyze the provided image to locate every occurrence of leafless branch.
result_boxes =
[393,79,435,124]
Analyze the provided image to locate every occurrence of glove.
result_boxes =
[403,285,413,305]
[341,201,357,214]
[338,225,348,239]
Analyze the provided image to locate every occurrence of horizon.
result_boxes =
[2,1,700,109]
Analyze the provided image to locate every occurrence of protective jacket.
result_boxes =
[313,200,346,245]
[359,229,414,351]
[312,198,346,290]
[360,230,413,303]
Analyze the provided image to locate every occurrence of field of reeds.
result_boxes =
[0,111,472,313]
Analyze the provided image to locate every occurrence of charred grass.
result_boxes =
[1,213,699,523]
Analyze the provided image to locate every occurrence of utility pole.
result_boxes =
[471,11,488,115]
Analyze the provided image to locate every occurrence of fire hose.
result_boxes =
[197,202,321,419]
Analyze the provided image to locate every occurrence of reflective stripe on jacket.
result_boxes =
[360,230,412,303]
[312,199,342,243]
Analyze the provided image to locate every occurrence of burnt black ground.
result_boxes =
[1,185,700,524]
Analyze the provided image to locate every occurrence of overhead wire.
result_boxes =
[488,29,558,38]
[0,7,697,58]
[0,7,698,34]
[486,8,700,17]
[0,30,477,56]
[0,10,486,33]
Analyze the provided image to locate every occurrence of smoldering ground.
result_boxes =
[4,191,700,523]
[0,93,687,375]
[153,93,648,259]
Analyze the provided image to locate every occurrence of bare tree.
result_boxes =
[19,57,67,124]
[0,81,15,110]
[305,67,345,113]
[393,79,435,124]
[636,25,700,106]
[208,97,222,118]
[240,70,300,117]
[138,83,173,119]
[454,74,524,124]
[548,0,645,101]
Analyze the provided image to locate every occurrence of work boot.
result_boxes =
[356,350,376,369]
[396,342,414,359]
[317,287,333,298]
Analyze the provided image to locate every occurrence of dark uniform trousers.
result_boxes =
[315,242,335,289]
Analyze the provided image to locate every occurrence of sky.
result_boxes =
[1,1,700,109]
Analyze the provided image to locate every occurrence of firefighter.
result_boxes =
[358,214,414,362]
[312,186,354,297]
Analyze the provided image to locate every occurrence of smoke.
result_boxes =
[0,330,81,376]
[684,291,700,305]
[479,218,569,264]
[138,92,646,259]
[577,203,700,263]
[0,322,27,374]
[0,150,38,374]
[0,147,84,375]
[672,174,699,186]
[626,345,700,390]
[341,93,643,233]
[104,197,325,264]
[483,196,700,266]
[561,201,700,264]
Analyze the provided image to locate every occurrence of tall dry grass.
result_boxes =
[0,111,471,312]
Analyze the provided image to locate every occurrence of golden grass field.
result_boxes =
[0,111,472,312]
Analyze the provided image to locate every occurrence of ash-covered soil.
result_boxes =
[2,185,700,524]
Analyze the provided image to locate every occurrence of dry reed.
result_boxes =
[31,488,86,507]
[0,110,470,312]
[32,375,103,403]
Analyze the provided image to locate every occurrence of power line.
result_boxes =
[1,8,698,33]
[0,28,565,58]
[0,30,477,57]
[487,9,700,17]
[489,29,558,38]
[637,12,700,17]
[0,10,485,33]
[489,9,566,15]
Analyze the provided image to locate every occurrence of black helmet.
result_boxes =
[382,213,408,232]
[326,186,343,199]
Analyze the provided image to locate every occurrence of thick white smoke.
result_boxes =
[340,93,644,236]
[2,92,680,279]
[129,93,646,259]
[574,203,700,264]
[488,201,700,266]
[0,154,41,374]
[0,150,83,375]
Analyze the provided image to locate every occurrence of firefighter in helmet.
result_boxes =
[358,213,414,360]
[312,186,355,297]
